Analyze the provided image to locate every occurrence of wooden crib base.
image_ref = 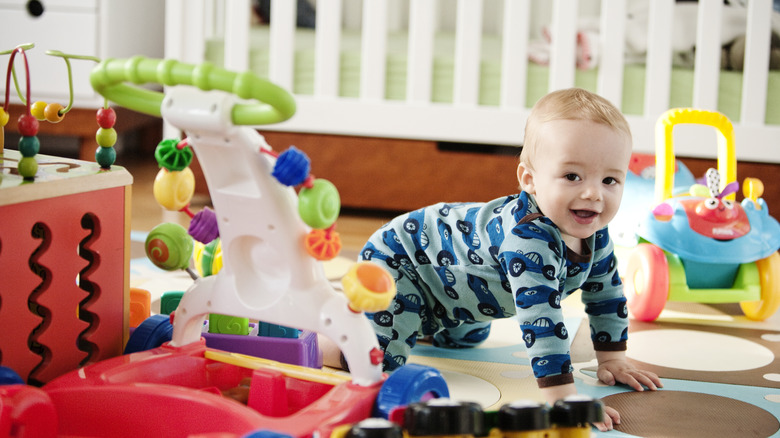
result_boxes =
[190,131,779,221]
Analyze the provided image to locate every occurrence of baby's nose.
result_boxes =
[582,184,602,201]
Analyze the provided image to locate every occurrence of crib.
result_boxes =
[164,0,780,211]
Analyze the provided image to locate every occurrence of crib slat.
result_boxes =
[269,0,296,91]
[165,0,206,64]
[224,0,250,71]
[205,0,221,41]
[453,0,483,105]
[500,0,530,108]
[741,0,772,125]
[643,0,674,117]
[315,0,343,97]
[360,0,389,100]
[597,0,626,108]
[548,0,578,91]
[406,0,435,103]
[164,0,207,139]
[692,0,722,111]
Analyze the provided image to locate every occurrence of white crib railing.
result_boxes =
[164,0,780,163]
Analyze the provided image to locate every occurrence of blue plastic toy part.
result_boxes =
[0,366,24,385]
[241,431,293,438]
[257,322,300,339]
[272,146,311,186]
[373,363,450,419]
[124,314,174,354]
[638,196,780,264]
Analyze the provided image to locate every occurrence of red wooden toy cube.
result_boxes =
[0,149,132,385]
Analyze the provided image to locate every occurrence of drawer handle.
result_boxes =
[26,0,44,17]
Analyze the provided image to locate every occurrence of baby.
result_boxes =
[332,88,662,431]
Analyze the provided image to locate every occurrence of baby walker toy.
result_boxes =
[624,108,780,322]
[0,57,454,438]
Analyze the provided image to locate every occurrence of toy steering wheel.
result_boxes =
[90,56,296,125]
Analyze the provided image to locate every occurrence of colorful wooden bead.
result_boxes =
[44,102,65,123]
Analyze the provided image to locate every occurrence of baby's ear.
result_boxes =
[517,162,535,193]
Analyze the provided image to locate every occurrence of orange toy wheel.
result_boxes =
[740,252,780,321]
[625,243,669,321]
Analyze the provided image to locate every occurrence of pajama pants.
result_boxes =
[366,265,494,371]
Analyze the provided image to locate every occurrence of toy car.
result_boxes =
[625,108,780,321]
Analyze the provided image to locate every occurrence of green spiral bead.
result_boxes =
[145,222,193,271]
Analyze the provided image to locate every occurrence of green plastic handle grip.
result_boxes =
[90,56,296,125]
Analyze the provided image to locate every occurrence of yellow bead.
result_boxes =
[153,167,195,211]
[31,101,47,121]
[44,102,65,123]
[0,108,8,127]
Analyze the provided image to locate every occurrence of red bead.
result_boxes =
[96,107,116,129]
[17,114,39,136]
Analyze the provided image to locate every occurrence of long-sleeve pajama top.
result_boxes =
[360,192,629,388]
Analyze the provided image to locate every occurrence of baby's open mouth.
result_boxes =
[572,210,597,218]
[571,209,598,224]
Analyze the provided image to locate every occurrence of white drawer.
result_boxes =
[0,0,162,108]
[0,1,96,11]
[0,9,98,106]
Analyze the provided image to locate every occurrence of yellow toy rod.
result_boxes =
[654,108,736,203]
[204,350,351,387]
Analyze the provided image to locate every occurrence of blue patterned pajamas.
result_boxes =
[360,192,629,388]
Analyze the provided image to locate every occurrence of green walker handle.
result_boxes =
[90,56,296,125]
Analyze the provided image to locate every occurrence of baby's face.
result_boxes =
[519,119,631,246]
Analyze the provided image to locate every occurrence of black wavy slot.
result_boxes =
[77,213,100,366]
[27,222,52,387]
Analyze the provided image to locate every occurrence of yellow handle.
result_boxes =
[655,108,736,202]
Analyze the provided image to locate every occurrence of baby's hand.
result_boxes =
[597,358,663,392]
[593,405,621,432]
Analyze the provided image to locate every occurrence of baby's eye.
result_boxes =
[603,177,618,185]
[564,173,580,182]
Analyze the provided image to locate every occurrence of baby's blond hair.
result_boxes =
[520,88,632,169]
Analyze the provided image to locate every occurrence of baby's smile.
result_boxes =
[571,209,598,224]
